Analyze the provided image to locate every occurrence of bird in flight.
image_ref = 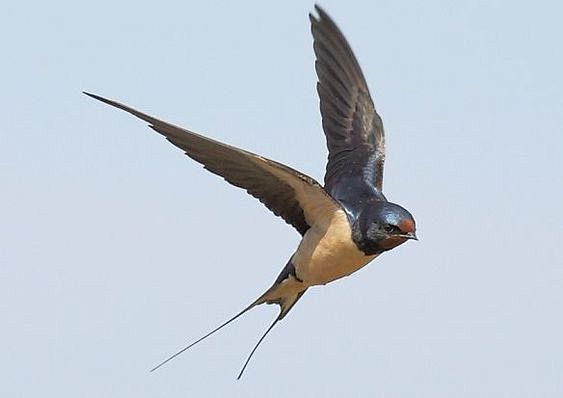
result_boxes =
[85,5,417,379]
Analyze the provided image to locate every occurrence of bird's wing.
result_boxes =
[310,5,386,196]
[85,93,340,235]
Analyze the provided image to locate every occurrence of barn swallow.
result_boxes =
[85,5,416,378]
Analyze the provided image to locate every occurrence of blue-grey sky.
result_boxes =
[2,1,562,396]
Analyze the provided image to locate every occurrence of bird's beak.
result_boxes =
[401,232,418,241]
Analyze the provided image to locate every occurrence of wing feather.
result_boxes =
[85,92,340,235]
[310,5,386,198]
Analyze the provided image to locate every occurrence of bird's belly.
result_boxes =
[293,209,377,286]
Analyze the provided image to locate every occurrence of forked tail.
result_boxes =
[150,287,307,378]
[150,300,257,373]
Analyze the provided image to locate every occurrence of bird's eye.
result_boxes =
[384,224,399,233]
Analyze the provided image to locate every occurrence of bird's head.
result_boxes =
[352,200,417,255]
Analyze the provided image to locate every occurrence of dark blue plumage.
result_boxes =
[85,5,417,378]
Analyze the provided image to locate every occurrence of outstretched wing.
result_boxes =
[85,92,341,236]
[310,5,386,197]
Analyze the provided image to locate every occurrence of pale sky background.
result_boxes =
[2,1,562,396]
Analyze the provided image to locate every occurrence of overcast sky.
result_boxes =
[2,1,562,397]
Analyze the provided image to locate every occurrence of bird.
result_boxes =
[85,5,417,379]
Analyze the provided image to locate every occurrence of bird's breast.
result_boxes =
[293,209,377,286]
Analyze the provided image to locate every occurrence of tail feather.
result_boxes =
[150,283,307,376]
[150,300,259,372]
[236,289,307,379]
[277,290,307,320]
